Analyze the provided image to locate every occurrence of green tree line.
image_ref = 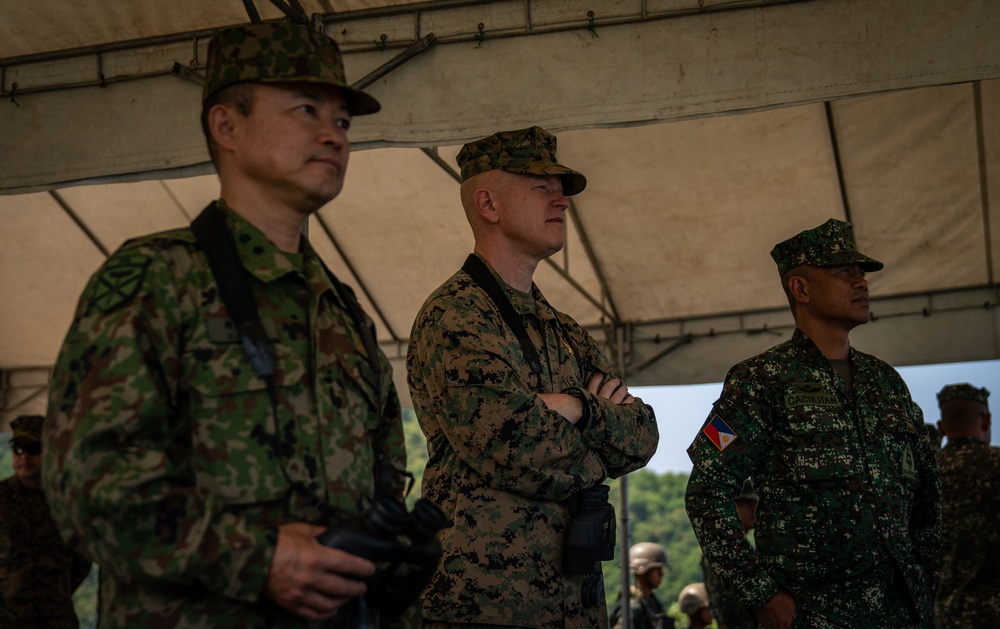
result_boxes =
[3,413,704,628]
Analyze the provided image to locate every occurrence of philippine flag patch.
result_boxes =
[703,414,738,451]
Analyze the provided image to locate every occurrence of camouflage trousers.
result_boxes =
[789,562,929,628]
[424,623,538,629]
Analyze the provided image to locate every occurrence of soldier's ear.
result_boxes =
[788,275,809,304]
[473,188,499,224]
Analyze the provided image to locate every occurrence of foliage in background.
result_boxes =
[2,412,704,629]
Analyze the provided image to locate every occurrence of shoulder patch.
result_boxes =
[88,254,150,314]
[703,414,738,451]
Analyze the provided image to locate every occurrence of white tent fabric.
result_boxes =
[2,0,999,428]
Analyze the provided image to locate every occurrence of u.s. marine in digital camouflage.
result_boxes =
[43,21,408,629]
[407,127,659,628]
[933,384,1000,628]
[685,219,941,628]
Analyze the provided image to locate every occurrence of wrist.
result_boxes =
[563,387,591,430]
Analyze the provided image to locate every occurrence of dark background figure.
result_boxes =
[677,583,714,629]
[610,542,676,629]
[685,218,941,629]
[0,415,91,628]
[702,478,759,629]
[934,383,1000,627]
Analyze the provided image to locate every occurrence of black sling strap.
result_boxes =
[462,254,544,384]
[191,202,276,383]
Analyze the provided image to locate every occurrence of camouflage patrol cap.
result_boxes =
[11,414,44,444]
[937,383,990,409]
[202,21,380,115]
[770,218,884,277]
[456,126,587,196]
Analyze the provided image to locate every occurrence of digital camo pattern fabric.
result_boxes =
[685,329,941,627]
[0,477,91,629]
[43,204,407,628]
[406,254,659,628]
[934,438,1000,627]
[701,554,756,629]
[608,585,674,629]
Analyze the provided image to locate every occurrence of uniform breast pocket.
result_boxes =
[187,343,293,506]
[785,411,860,483]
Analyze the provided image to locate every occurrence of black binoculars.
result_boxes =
[316,493,448,617]
[562,484,616,608]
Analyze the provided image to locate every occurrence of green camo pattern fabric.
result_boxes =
[685,329,941,627]
[934,438,1000,627]
[406,254,659,627]
[203,21,380,115]
[936,383,990,407]
[456,126,587,196]
[43,205,407,628]
[0,477,92,628]
[769,218,883,277]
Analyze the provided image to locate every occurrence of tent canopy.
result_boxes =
[2,0,999,427]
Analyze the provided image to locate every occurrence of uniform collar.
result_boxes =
[219,199,312,283]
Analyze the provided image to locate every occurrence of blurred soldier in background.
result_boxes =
[1,415,91,628]
[610,542,675,629]
[678,583,714,629]
[934,383,999,627]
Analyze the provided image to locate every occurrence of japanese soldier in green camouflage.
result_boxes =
[406,127,659,628]
[933,383,999,627]
[685,219,941,628]
[42,21,411,628]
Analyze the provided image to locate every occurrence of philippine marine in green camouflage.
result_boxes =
[43,22,407,629]
[686,219,941,629]
[933,384,1000,627]
[407,127,659,628]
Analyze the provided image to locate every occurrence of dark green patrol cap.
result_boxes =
[202,21,381,116]
[937,383,990,409]
[455,126,587,196]
[770,218,884,277]
[11,414,44,444]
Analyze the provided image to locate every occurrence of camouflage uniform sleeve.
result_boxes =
[408,301,607,500]
[906,394,942,595]
[43,244,273,603]
[563,318,658,478]
[685,363,782,613]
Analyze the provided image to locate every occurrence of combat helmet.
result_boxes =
[628,541,669,575]
[678,582,709,615]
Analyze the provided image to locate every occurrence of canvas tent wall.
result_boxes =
[2,0,999,428]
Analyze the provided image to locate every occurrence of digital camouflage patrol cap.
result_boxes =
[770,218,884,277]
[202,21,381,116]
[11,414,44,444]
[456,126,587,196]
[937,383,990,409]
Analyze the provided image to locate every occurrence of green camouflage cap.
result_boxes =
[11,414,44,444]
[937,383,990,409]
[202,21,380,116]
[770,218,884,277]
[456,126,587,196]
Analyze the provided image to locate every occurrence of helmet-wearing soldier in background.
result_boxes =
[1,415,92,628]
[406,126,659,628]
[678,583,714,629]
[934,384,1000,627]
[610,542,676,629]
[685,218,941,629]
[42,21,414,629]
[702,479,759,629]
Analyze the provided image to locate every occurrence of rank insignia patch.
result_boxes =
[704,414,738,451]
[89,254,150,313]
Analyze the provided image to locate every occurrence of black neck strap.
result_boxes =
[462,254,543,385]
